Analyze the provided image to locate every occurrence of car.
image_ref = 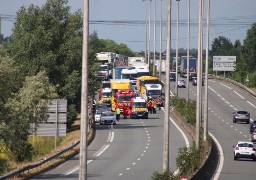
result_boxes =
[177,79,186,88]
[100,111,116,125]
[170,72,176,81]
[94,110,102,123]
[192,77,204,86]
[233,110,250,124]
[251,129,256,143]
[189,72,197,81]
[233,141,256,160]
[250,120,256,133]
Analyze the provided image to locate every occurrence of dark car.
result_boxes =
[251,129,256,142]
[192,77,204,86]
[250,121,256,134]
[233,110,250,124]
[170,72,176,81]
[189,72,197,81]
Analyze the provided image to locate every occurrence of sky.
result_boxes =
[0,0,256,52]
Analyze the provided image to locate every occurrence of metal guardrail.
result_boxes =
[0,140,80,179]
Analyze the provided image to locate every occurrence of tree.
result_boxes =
[9,0,85,128]
[1,71,58,162]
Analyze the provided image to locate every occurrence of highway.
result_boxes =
[31,103,192,179]
[169,77,256,180]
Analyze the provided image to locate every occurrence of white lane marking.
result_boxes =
[247,101,256,108]
[126,168,130,171]
[221,98,225,101]
[220,83,231,89]
[118,173,123,176]
[209,132,224,180]
[234,91,245,99]
[169,117,190,148]
[109,132,115,142]
[96,144,110,157]
[65,166,79,176]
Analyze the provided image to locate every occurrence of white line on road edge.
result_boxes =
[233,90,245,99]
[208,132,224,180]
[247,101,256,108]
[96,144,110,157]
[64,159,93,176]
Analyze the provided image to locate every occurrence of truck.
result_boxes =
[130,97,148,119]
[128,57,145,66]
[121,68,138,87]
[155,60,166,73]
[110,79,131,111]
[96,52,115,79]
[134,65,150,77]
[115,89,135,114]
[143,84,163,101]
[115,66,128,79]
[180,56,197,78]
[136,76,161,97]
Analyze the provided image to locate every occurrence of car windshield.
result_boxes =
[102,83,110,88]
[237,111,248,114]
[100,66,108,71]
[238,143,254,148]
[118,96,132,102]
[96,111,102,115]
[137,72,150,77]
[134,102,146,108]
[102,92,111,97]
[147,90,161,96]
[102,112,114,116]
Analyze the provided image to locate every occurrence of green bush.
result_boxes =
[0,158,8,175]
[151,170,176,180]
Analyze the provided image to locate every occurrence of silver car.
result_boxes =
[100,111,116,125]
[233,110,250,124]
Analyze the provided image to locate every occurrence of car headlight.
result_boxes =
[145,110,148,112]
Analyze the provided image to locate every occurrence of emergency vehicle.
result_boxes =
[121,68,138,87]
[115,89,135,113]
[101,88,112,107]
[110,79,131,111]
[143,84,163,101]
[99,81,111,99]
[130,97,148,119]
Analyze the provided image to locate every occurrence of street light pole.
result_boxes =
[145,0,148,64]
[175,0,180,96]
[186,0,190,101]
[148,0,151,67]
[163,0,172,172]
[153,0,156,77]
[204,0,210,141]
[196,0,203,149]
[79,0,89,179]
[159,0,163,81]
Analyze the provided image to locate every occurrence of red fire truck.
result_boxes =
[115,90,135,115]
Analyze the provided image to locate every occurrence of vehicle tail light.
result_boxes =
[235,147,239,150]
[252,148,256,151]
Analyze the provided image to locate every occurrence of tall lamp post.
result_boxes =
[153,0,156,76]
[159,0,163,81]
[145,0,148,64]
[163,0,172,171]
[79,0,89,179]
[148,0,151,66]
[186,0,190,101]
[204,0,210,141]
[175,0,180,96]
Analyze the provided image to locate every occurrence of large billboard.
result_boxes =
[213,56,236,71]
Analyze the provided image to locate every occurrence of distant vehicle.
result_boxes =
[130,97,148,119]
[192,77,204,86]
[177,79,186,88]
[233,110,250,124]
[251,129,256,143]
[100,111,116,125]
[170,72,176,81]
[189,72,197,81]
[94,110,102,123]
[233,141,256,160]
[250,121,256,133]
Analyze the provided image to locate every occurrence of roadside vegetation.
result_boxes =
[0,0,135,176]
[151,97,211,180]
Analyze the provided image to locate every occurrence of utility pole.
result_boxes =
[175,0,180,96]
[196,0,203,149]
[163,0,172,172]
[145,0,148,64]
[148,0,151,67]
[204,0,210,141]
[159,0,163,81]
[153,0,156,76]
[79,0,89,179]
[186,0,190,101]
